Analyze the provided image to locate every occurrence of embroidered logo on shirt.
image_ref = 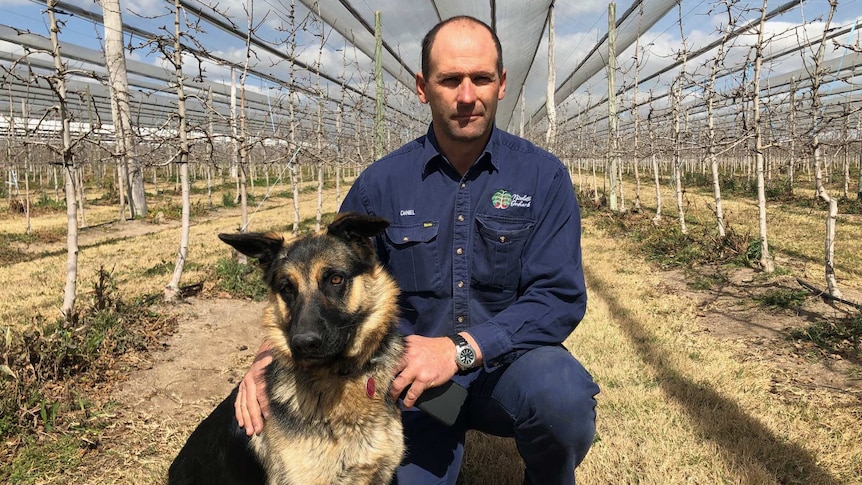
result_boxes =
[400,209,415,216]
[492,189,532,209]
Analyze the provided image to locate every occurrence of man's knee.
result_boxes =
[514,347,599,453]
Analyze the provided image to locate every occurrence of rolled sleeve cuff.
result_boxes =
[466,321,514,371]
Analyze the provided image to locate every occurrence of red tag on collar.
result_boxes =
[366,377,375,398]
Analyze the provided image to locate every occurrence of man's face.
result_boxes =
[416,21,506,147]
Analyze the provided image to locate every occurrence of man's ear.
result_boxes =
[498,68,507,100]
[416,72,429,104]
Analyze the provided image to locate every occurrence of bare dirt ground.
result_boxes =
[662,263,862,398]
[71,297,265,485]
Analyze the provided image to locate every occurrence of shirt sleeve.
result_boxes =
[467,165,587,369]
[339,176,371,215]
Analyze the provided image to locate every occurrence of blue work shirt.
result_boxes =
[340,124,586,370]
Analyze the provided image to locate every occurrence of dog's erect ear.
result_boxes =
[218,232,284,269]
[326,213,390,243]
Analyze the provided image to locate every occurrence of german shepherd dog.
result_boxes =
[168,213,404,485]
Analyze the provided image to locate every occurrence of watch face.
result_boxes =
[458,348,476,367]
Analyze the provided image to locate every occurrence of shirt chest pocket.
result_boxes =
[472,215,534,291]
[383,222,441,293]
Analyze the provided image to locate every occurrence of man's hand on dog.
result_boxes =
[236,342,273,436]
[390,334,481,409]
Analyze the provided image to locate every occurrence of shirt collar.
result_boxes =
[421,123,500,179]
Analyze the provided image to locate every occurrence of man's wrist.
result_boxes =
[449,333,482,370]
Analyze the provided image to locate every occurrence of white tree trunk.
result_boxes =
[545,3,557,149]
[809,1,841,297]
[651,153,662,224]
[165,0,192,302]
[814,138,843,298]
[672,5,687,233]
[47,0,79,320]
[101,0,146,218]
[672,81,686,234]
[291,166,301,235]
[316,164,324,231]
[751,0,774,272]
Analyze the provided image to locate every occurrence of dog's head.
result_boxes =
[218,213,398,369]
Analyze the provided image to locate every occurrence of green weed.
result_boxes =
[214,257,268,301]
[5,434,82,484]
[755,288,809,309]
[0,267,174,458]
[789,313,862,362]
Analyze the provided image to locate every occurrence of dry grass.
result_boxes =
[1,170,861,484]
[0,181,343,328]
[568,227,860,484]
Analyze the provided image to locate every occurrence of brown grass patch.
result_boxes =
[0,172,860,484]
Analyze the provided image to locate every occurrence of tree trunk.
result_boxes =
[165,0,192,302]
[545,3,557,149]
[606,3,618,212]
[809,0,841,297]
[651,153,662,224]
[672,5,687,234]
[47,0,79,320]
[752,0,774,272]
[813,137,843,298]
[672,79,686,234]
[316,164,324,231]
[291,165,300,235]
[102,0,146,218]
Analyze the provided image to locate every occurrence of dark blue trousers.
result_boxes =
[391,345,599,485]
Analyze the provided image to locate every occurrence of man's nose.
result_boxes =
[457,78,476,104]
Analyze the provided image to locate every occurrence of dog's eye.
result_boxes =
[278,278,296,296]
[329,274,344,285]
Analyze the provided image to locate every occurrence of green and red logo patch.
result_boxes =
[492,189,512,209]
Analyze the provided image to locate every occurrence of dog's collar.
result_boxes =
[366,377,376,398]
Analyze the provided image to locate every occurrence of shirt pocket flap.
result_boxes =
[385,222,439,246]
[475,215,534,242]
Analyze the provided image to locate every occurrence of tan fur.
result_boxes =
[253,232,404,484]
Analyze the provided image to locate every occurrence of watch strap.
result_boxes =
[448,334,469,347]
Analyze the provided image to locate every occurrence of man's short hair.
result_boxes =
[420,16,504,79]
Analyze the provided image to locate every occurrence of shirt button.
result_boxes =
[460,183,466,189]
[457,316,464,323]
[457,281,464,288]
[499,236,506,243]
[456,248,463,255]
[403,237,409,242]
[457,214,465,222]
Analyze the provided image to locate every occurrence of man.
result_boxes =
[236,16,599,484]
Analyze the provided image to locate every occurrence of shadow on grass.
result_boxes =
[585,265,842,485]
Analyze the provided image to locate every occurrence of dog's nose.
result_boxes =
[292,333,323,354]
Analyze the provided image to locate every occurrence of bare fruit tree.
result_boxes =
[702,1,740,239]
[750,0,775,273]
[671,3,689,234]
[100,0,147,220]
[806,0,842,298]
[46,0,81,320]
[164,0,194,302]
[545,2,557,150]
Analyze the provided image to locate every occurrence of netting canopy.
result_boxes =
[1,0,860,146]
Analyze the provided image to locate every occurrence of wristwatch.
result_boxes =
[448,334,477,371]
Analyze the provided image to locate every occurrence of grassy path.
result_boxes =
[568,220,860,484]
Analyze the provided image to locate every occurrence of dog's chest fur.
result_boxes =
[250,343,404,484]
